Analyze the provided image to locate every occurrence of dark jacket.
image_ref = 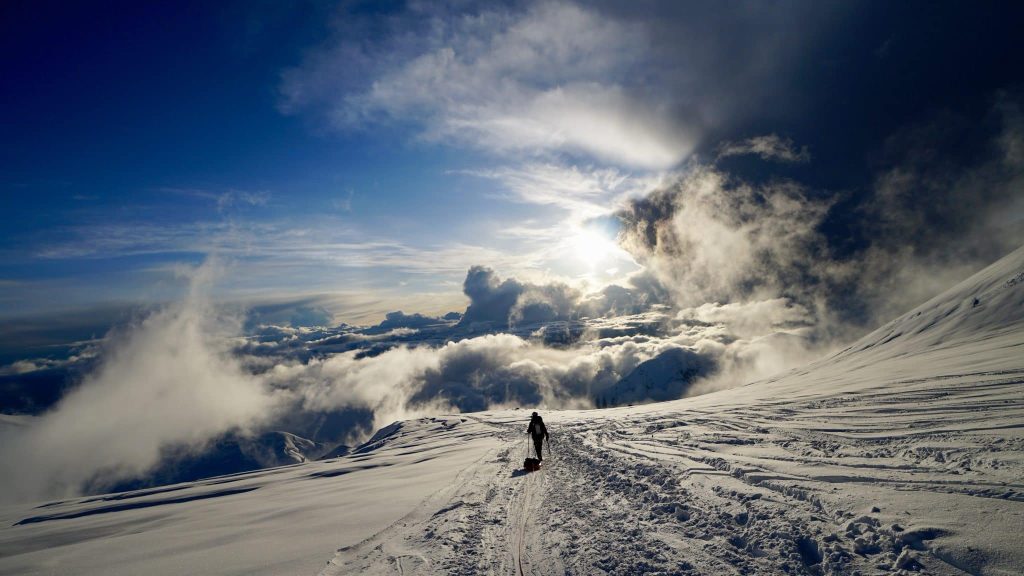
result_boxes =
[527,417,549,440]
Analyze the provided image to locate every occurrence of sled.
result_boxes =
[523,457,541,472]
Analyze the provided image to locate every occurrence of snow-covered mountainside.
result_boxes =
[1,246,1022,575]
[100,430,330,494]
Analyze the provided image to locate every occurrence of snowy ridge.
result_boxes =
[0,247,1023,575]
[782,243,1024,392]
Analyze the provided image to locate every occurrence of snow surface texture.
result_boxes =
[1,246,1023,575]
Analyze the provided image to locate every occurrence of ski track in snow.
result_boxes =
[316,371,1024,575]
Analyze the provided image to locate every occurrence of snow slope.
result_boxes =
[1,246,1023,575]
[100,430,331,494]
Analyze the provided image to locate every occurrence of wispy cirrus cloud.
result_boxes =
[455,163,663,218]
[158,187,272,212]
[716,134,811,163]
[280,1,694,169]
[34,219,542,275]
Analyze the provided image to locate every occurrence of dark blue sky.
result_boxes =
[2,1,1023,359]
[2,1,506,311]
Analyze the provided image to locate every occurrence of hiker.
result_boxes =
[527,412,549,461]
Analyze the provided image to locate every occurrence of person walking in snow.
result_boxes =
[527,412,549,461]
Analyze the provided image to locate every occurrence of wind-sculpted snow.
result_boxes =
[0,416,501,575]
[1,246,1022,575]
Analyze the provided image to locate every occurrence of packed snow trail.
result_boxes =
[319,418,565,576]
[322,367,1024,575]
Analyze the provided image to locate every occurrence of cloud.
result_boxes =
[280,1,862,167]
[157,187,271,212]
[617,93,1024,339]
[849,94,1024,321]
[617,166,835,312]
[716,134,811,163]
[245,301,335,329]
[369,311,454,333]
[280,1,695,169]
[34,217,548,281]
[0,359,55,375]
[679,299,815,339]
[577,283,652,319]
[277,331,661,419]
[457,163,639,216]
[0,263,281,501]
[244,262,826,419]
[459,265,530,328]
[458,265,588,329]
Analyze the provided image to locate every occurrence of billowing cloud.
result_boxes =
[578,282,655,319]
[278,331,681,419]
[617,95,1024,334]
[618,166,835,312]
[851,94,1024,322]
[459,265,529,328]
[679,299,815,340]
[0,264,282,501]
[458,265,646,329]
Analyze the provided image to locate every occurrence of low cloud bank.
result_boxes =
[458,265,660,333]
[0,266,281,501]
[0,260,819,501]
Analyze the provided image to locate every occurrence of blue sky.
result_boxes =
[2,1,1023,359]
[1,3,497,313]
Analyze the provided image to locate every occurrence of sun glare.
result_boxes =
[573,227,619,267]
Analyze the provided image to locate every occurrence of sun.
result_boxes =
[572,227,620,268]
